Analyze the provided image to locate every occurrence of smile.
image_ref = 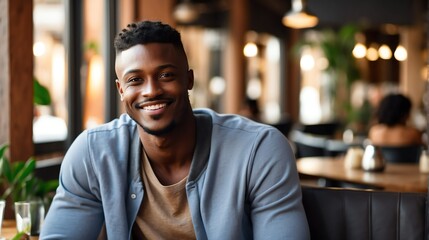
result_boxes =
[143,103,167,111]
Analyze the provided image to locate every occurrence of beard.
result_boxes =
[130,114,177,136]
[141,121,176,136]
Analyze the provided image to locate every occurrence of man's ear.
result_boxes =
[115,79,124,101]
[187,69,194,90]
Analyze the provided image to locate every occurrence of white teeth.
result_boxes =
[143,103,167,110]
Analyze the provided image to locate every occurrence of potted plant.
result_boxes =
[0,79,57,237]
[292,25,366,129]
[0,144,59,217]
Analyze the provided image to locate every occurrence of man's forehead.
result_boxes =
[116,43,185,62]
[115,43,187,73]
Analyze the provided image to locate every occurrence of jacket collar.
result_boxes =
[188,112,212,182]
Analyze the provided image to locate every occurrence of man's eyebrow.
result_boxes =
[123,63,178,76]
[157,64,178,70]
[123,69,142,76]
[123,64,178,76]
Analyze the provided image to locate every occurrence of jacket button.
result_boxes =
[131,193,137,199]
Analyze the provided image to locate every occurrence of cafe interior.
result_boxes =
[1,0,429,238]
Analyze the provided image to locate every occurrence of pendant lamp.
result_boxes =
[282,0,318,29]
[173,0,199,23]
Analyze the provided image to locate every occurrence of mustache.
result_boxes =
[133,97,174,108]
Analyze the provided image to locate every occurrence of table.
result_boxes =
[1,220,38,240]
[297,156,429,192]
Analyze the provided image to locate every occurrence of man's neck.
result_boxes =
[138,115,196,185]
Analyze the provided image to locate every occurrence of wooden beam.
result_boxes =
[137,0,175,25]
[224,0,248,113]
[0,0,34,161]
[285,29,301,122]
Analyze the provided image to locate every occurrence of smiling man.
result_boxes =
[41,21,310,240]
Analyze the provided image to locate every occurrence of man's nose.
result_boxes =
[141,78,162,97]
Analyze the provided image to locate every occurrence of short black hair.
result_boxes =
[376,93,412,126]
[114,21,185,54]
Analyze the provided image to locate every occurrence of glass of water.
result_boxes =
[14,201,31,236]
[0,200,5,239]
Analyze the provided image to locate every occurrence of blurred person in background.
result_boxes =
[368,93,423,146]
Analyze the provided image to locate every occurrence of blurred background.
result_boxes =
[1,0,428,162]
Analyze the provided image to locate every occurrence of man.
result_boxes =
[41,21,310,239]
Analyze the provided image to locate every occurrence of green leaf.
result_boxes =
[0,143,8,158]
[2,157,13,182]
[0,144,59,203]
[11,232,25,240]
[33,77,51,105]
[12,159,36,185]
[0,157,4,180]
[0,144,9,178]
[37,179,59,197]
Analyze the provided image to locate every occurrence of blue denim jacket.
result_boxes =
[40,108,310,240]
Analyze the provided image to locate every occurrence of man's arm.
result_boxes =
[248,128,310,240]
[40,131,105,239]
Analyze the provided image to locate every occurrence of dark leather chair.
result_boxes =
[378,145,423,163]
[297,122,341,137]
[270,119,293,138]
[34,157,62,181]
[290,130,327,158]
[324,139,349,157]
[302,186,428,240]
[290,130,349,158]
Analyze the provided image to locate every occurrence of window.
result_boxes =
[33,0,68,155]
[33,0,118,156]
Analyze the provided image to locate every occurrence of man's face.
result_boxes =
[115,43,194,136]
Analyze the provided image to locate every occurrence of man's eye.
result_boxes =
[159,72,174,79]
[128,77,142,83]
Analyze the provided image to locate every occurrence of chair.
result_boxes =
[290,130,349,158]
[301,186,428,240]
[325,139,349,157]
[290,130,327,158]
[378,145,423,163]
[297,121,341,137]
[270,118,293,138]
[34,157,62,181]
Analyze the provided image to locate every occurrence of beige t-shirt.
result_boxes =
[133,153,196,240]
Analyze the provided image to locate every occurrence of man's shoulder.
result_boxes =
[193,108,276,135]
[67,114,138,162]
[81,114,137,147]
[87,114,136,135]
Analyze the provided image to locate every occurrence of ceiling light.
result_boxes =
[366,44,379,61]
[352,43,367,59]
[394,45,407,61]
[173,0,199,23]
[243,42,258,57]
[378,44,392,60]
[282,0,318,29]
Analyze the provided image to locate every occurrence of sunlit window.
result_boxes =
[33,0,67,143]
[244,32,282,123]
[83,0,106,129]
[298,41,332,124]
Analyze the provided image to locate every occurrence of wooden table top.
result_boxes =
[1,220,38,240]
[2,220,18,239]
[297,156,429,192]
